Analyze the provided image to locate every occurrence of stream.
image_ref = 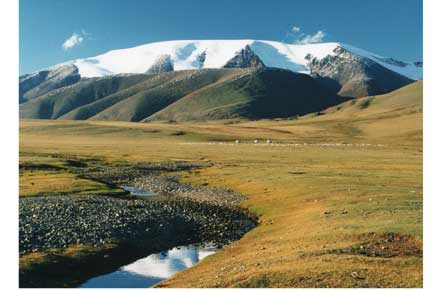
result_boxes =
[79,187,221,287]
[121,186,159,196]
[80,244,217,288]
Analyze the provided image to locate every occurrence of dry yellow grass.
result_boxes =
[19,170,125,196]
[19,82,422,287]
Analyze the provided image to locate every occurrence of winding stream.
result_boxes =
[80,244,216,288]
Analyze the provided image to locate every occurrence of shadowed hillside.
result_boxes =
[146,68,347,121]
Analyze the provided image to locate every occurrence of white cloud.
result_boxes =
[296,30,326,44]
[62,32,83,50]
[62,31,91,50]
[291,26,301,33]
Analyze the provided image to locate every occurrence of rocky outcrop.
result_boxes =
[223,45,265,69]
[146,54,174,74]
[306,46,414,97]
[194,51,206,68]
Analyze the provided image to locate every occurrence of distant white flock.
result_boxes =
[182,141,386,147]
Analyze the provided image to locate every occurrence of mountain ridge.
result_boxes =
[23,39,422,79]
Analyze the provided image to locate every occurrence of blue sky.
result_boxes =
[19,0,422,74]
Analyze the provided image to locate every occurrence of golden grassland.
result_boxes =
[19,170,125,197]
[19,82,422,287]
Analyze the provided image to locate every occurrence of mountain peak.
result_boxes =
[223,45,265,69]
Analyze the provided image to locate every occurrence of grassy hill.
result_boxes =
[20,68,348,122]
[321,81,422,117]
[288,81,423,144]
[19,74,151,119]
[90,69,247,121]
[146,68,348,121]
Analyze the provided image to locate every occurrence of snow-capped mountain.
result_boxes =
[19,39,422,102]
[46,39,421,80]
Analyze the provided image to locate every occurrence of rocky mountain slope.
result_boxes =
[19,64,80,103]
[306,46,414,97]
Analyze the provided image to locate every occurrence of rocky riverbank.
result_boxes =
[19,194,253,256]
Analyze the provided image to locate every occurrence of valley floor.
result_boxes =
[19,102,422,287]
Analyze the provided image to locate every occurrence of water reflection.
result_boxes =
[81,245,216,288]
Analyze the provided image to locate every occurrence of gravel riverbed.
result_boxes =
[19,194,254,256]
[77,162,245,206]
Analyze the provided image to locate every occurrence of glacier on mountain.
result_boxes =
[35,39,422,80]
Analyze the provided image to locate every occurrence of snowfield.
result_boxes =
[45,40,422,80]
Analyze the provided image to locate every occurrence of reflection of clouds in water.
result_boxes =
[121,246,214,278]
[121,245,215,279]
[81,245,216,288]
